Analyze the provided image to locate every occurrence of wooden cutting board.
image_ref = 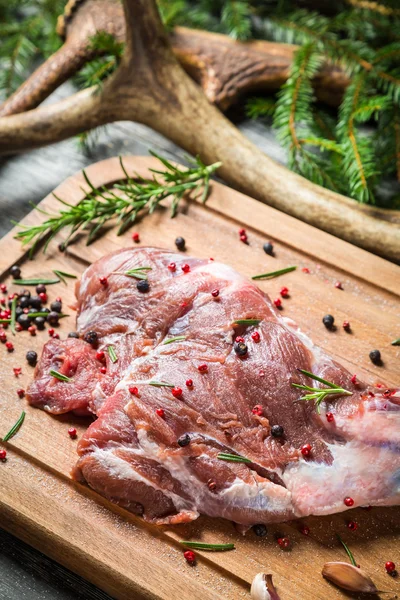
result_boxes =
[0,156,399,600]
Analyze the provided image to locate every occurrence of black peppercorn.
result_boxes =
[50,300,62,313]
[175,236,186,251]
[21,289,30,299]
[36,284,47,294]
[253,524,268,537]
[388,570,398,578]
[271,425,284,438]
[177,433,191,447]
[17,314,31,329]
[19,295,30,309]
[263,242,274,256]
[15,306,23,317]
[68,331,80,339]
[47,311,60,326]
[234,341,248,356]
[322,314,335,329]
[41,307,50,314]
[84,330,98,345]
[29,296,42,310]
[137,279,150,293]
[34,316,46,330]
[26,350,38,367]
[369,349,381,365]
[10,265,21,279]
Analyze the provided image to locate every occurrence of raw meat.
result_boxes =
[27,248,400,526]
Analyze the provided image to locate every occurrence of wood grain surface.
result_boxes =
[0,156,399,600]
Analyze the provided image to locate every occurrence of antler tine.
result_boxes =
[0,87,115,153]
[0,44,92,118]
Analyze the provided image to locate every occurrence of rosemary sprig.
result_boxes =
[15,153,221,255]
[10,295,17,336]
[119,266,152,280]
[0,319,11,324]
[391,338,400,346]
[217,452,252,464]
[233,319,261,326]
[2,411,26,442]
[49,369,72,382]
[107,345,118,363]
[180,541,235,551]
[162,336,186,345]
[292,368,352,414]
[149,381,175,388]
[252,266,297,280]
[296,368,341,389]
[53,269,77,285]
[337,534,357,567]
[12,278,60,286]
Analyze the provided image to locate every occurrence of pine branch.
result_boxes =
[337,73,379,202]
[74,32,124,90]
[272,42,343,192]
[245,97,276,119]
[221,1,253,40]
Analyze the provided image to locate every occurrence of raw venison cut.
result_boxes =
[27,248,400,526]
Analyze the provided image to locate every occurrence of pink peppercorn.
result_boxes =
[184,550,196,565]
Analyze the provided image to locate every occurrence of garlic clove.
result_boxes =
[251,573,280,600]
[322,561,378,594]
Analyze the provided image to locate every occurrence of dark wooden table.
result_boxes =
[0,83,284,600]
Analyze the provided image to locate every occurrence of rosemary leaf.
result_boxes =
[217,452,252,464]
[180,541,235,551]
[252,266,297,280]
[391,338,400,346]
[149,381,175,388]
[49,369,72,382]
[233,319,261,326]
[10,295,17,336]
[337,534,357,567]
[2,411,26,442]
[107,345,118,363]
[162,336,186,345]
[0,319,11,324]
[53,269,77,285]
[122,267,152,280]
[13,278,60,286]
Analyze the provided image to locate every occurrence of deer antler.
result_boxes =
[0,0,348,118]
[0,0,399,262]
